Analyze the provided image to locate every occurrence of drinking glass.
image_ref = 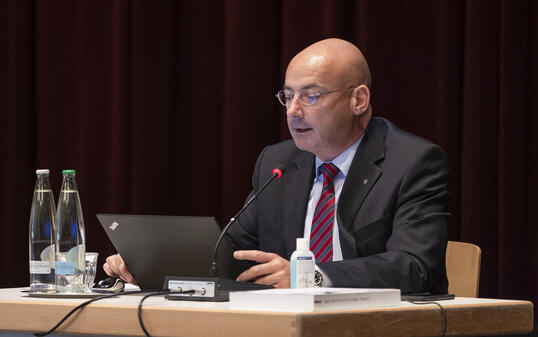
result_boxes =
[84,252,99,292]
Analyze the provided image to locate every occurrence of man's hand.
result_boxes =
[103,254,137,285]
[234,250,290,288]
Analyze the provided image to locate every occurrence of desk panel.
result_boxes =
[0,288,533,337]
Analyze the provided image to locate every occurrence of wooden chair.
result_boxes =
[445,241,481,297]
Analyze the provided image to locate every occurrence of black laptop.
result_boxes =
[96,214,243,290]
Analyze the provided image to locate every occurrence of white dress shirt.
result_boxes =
[303,136,363,262]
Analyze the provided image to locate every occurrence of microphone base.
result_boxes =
[163,276,273,302]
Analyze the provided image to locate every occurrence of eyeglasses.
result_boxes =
[275,86,356,107]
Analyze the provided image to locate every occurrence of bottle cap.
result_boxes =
[36,169,50,174]
[62,169,76,174]
[296,238,310,251]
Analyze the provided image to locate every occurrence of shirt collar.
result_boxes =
[314,135,363,181]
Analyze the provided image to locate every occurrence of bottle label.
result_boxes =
[295,256,315,288]
[30,260,51,274]
[55,261,75,275]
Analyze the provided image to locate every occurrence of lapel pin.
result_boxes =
[363,178,368,185]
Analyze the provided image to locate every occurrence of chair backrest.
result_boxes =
[446,241,481,297]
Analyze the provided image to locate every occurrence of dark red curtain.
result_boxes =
[1,0,537,323]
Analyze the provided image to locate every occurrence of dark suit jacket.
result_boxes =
[227,117,450,294]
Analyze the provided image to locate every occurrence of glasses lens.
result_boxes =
[300,93,317,105]
[276,90,292,106]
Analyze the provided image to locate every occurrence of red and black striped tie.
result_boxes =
[310,163,339,263]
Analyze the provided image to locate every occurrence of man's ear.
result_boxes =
[351,85,370,116]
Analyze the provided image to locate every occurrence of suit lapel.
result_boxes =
[338,118,386,237]
[282,151,315,258]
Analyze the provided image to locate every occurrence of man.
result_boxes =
[104,38,449,294]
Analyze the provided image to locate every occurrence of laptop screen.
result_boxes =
[97,214,243,289]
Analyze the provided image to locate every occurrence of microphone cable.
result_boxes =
[32,288,194,337]
[137,289,194,337]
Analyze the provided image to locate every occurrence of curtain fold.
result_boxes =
[1,0,36,287]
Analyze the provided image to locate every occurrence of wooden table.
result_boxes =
[0,287,533,337]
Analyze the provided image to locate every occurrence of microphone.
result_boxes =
[164,164,286,302]
[209,164,286,277]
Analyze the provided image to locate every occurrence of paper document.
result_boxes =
[229,287,401,312]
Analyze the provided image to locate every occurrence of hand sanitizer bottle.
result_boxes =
[290,238,315,288]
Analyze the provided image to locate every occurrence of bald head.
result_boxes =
[284,38,373,161]
[286,38,371,89]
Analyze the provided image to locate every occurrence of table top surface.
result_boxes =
[0,287,528,309]
[0,287,533,337]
